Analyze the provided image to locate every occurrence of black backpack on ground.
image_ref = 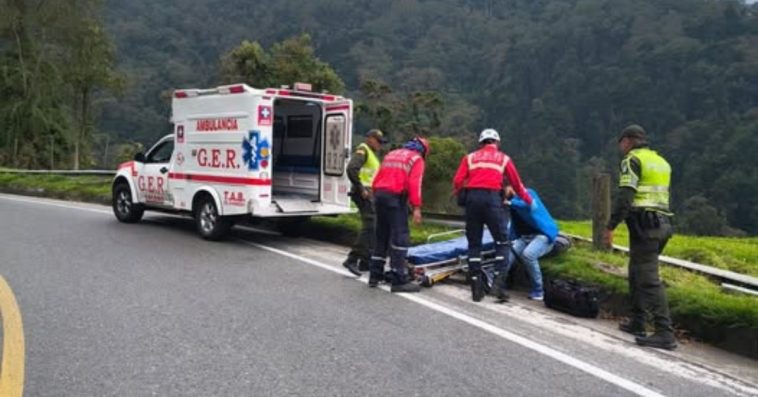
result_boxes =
[544,278,600,318]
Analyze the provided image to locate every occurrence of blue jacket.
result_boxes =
[509,188,559,242]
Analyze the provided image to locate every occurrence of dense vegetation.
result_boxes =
[2,0,757,234]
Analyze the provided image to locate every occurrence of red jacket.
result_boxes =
[372,148,426,208]
[452,144,533,205]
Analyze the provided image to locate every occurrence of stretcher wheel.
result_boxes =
[421,276,434,288]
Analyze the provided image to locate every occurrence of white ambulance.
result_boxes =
[112,83,353,239]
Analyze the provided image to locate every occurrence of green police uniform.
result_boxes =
[608,145,675,339]
[345,142,381,268]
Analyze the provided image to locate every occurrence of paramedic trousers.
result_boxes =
[626,211,674,335]
[370,190,411,285]
[464,189,510,273]
[347,192,375,265]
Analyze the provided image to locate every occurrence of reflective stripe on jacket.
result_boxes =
[456,144,509,191]
[452,144,533,205]
[372,148,425,207]
[620,147,671,212]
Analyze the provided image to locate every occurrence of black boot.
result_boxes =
[358,258,370,271]
[491,272,510,303]
[368,272,383,288]
[342,258,361,276]
[391,282,421,293]
[635,333,677,350]
[470,271,485,302]
[619,320,646,338]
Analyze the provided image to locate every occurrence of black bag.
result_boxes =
[544,279,600,318]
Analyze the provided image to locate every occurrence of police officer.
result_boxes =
[369,136,429,292]
[603,124,676,350]
[453,129,533,302]
[342,129,387,276]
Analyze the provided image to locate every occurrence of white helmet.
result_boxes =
[479,128,500,143]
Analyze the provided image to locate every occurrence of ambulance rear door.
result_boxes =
[321,100,352,208]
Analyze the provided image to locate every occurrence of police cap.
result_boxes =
[618,124,647,142]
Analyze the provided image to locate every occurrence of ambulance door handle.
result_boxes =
[160,166,169,174]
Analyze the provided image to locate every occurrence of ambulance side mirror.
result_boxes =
[134,152,146,163]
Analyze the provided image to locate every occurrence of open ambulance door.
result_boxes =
[321,102,352,207]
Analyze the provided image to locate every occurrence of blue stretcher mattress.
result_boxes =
[407,230,494,265]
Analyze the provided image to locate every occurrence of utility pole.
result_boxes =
[592,173,611,250]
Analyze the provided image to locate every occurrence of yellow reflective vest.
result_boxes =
[619,147,671,212]
[357,143,380,186]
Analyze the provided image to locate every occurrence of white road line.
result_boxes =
[242,240,667,397]
[431,283,758,397]
[0,194,111,215]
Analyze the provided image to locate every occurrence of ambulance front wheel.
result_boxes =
[194,195,232,240]
[113,182,144,223]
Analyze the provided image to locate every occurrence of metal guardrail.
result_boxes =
[562,232,758,292]
[0,169,116,176]
[423,212,758,293]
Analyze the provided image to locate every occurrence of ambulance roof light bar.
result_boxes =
[174,89,199,98]
[217,84,246,95]
[293,82,312,92]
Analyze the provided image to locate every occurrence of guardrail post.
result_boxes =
[592,173,611,250]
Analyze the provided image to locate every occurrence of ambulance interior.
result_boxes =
[271,99,322,209]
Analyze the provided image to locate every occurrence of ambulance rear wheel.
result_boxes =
[194,196,232,240]
[112,182,143,223]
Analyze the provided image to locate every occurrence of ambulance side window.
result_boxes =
[145,141,174,163]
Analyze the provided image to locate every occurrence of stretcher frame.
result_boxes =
[410,229,498,287]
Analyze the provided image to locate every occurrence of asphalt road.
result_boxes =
[0,194,756,397]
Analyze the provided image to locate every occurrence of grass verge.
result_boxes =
[559,220,758,278]
[0,173,111,205]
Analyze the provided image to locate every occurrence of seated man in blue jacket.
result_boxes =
[495,188,559,302]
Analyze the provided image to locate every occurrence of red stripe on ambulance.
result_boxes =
[118,161,138,176]
[168,172,271,186]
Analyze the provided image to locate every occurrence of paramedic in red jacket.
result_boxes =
[453,128,533,302]
[369,137,429,293]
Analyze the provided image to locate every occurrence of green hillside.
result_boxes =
[2,0,758,234]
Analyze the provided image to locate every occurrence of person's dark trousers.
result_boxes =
[370,190,411,285]
[626,212,674,335]
[347,192,375,268]
[464,189,510,273]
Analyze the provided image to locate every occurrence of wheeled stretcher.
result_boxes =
[407,229,499,288]
[406,228,572,288]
